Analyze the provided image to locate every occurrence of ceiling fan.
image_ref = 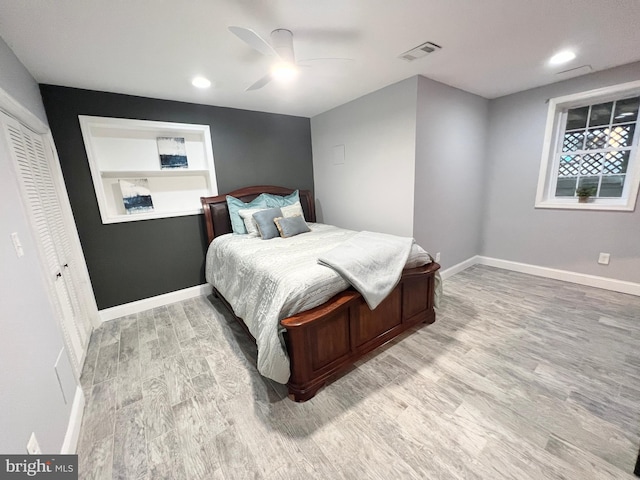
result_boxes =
[229,26,353,91]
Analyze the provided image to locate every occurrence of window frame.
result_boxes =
[535,80,640,211]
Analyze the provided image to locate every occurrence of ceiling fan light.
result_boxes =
[271,62,299,83]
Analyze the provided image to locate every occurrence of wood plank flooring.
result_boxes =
[77,266,640,479]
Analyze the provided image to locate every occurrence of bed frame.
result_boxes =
[201,186,440,401]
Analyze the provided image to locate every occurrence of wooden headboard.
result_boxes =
[200,185,316,244]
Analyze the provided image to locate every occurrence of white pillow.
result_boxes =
[281,201,304,219]
[238,207,266,236]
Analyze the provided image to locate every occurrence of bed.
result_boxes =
[201,185,440,401]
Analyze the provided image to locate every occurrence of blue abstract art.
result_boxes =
[157,136,188,169]
[119,178,154,214]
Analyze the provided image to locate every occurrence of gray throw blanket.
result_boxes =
[317,231,414,309]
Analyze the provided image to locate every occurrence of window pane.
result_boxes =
[603,150,630,174]
[558,154,580,176]
[562,131,584,151]
[608,124,636,148]
[577,176,599,195]
[566,106,589,130]
[555,176,577,196]
[613,96,640,124]
[580,153,604,175]
[599,175,625,197]
[585,128,608,149]
[589,102,613,126]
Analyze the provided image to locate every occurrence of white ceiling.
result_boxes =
[1,0,640,118]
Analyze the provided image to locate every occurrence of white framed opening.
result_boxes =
[79,116,218,223]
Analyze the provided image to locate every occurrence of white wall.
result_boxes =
[413,76,489,269]
[0,34,77,453]
[482,62,640,283]
[311,75,488,268]
[0,38,47,125]
[312,64,639,286]
[311,77,418,236]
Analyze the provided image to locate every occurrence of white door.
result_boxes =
[1,111,92,376]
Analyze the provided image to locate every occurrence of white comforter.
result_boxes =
[205,223,432,384]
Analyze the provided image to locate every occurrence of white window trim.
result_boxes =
[535,80,640,211]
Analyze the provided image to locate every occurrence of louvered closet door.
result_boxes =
[1,111,90,375]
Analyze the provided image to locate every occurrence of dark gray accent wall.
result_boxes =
[40,85,313,309]
[482,62,640,283]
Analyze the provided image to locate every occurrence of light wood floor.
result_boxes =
[77,265,640,479]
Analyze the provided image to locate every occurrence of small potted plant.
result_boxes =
[576,185,597,203]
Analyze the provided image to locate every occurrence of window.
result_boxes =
[535,80,640,211]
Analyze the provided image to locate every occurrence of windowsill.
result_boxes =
[535,198,635,211]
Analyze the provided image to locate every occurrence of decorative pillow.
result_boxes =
[281,201,304,219]
[263,190,300,208]
[238,207,267,236]
[274,215,310,238]
[252,207,282,240]
[227,195,267,234]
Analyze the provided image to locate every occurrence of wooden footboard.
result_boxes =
[281,261,440,401]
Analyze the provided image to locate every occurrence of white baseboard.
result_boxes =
[476,256,640,296]
[440,255,480,280]
[98,284,212,322]
[97,258,639,322]
[444,254,640,296]
[61,386,84,454]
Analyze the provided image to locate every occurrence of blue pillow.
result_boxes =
[263,190,300,208]
[253,207,282,239]
[274,215,310,238]
[226,195,268,234]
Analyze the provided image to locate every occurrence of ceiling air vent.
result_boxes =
[399,41,442,62]
[555,65,593,77]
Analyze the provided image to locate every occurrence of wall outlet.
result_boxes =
[27,432,41,455]
[435,252,441,262]
[598,252,610,265]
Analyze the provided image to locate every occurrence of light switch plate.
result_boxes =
[11,232,24,257]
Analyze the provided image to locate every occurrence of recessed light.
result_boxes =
[192,76,211,88]
[549,50,576,65]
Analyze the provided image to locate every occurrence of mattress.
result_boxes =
[205,223,432,383]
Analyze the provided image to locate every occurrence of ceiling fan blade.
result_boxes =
[228,26,278,57]
[245,73,272,91]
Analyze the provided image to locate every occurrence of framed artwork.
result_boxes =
[157,136,188,169]
[119,178,154,214]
